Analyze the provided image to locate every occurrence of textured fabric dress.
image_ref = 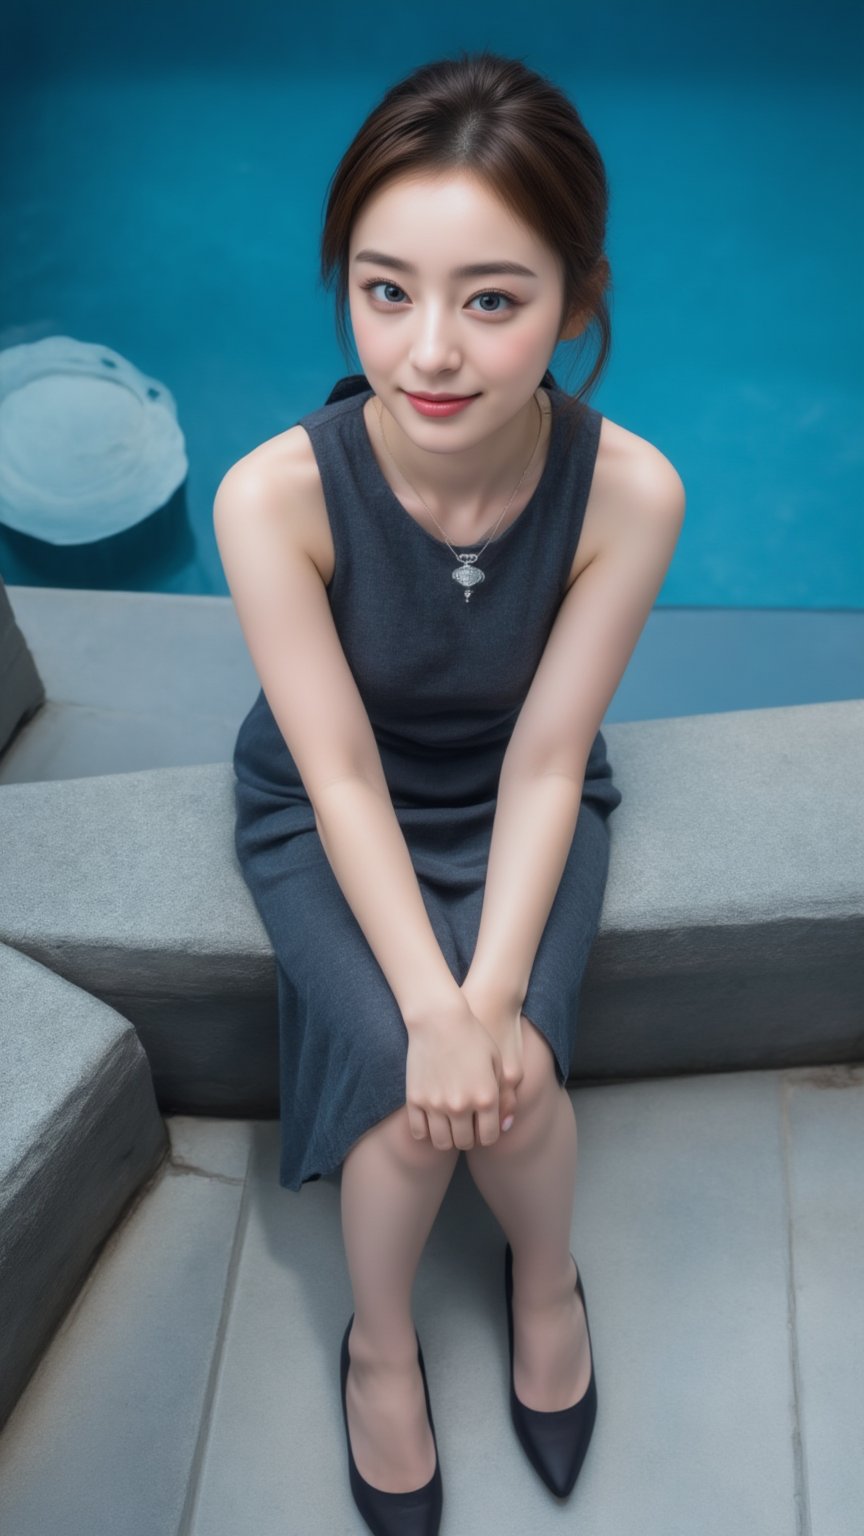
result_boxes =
[232,370,623,1191]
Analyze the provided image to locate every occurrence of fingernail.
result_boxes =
[502,1116,514,1132]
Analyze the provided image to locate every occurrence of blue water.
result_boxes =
[0,0,861,608]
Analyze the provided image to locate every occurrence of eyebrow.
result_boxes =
[352,249,539,280]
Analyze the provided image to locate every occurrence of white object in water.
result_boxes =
[0,336,188,544]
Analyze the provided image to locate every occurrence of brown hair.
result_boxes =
[319,49,612,448]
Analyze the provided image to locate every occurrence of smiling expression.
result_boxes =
[347,169,575,493]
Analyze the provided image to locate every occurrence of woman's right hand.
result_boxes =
[405,999,507,1151]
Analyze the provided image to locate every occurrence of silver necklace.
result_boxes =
[376,392,547,603]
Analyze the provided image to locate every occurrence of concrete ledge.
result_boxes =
[0,942,169,1433]
[0,699,861,1116]
[0,585,257,786]
[0,576,45,757]
[590,698,864,1077]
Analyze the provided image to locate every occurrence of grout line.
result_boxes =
[166,1156,246,1186]
[175,1135,258,1536]
[779,1072,813,1536]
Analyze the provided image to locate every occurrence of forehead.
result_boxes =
[350,171,549,264]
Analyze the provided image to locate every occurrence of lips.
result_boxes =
[404,391,478,401]
[404,392,480,418]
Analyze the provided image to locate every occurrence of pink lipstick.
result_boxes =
[404,392,479,418]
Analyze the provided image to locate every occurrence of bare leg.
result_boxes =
[341,1104,459,1491]
[464,1017,592,1411]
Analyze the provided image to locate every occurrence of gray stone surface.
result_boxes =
[0,575,45,757]
[585,698,864,1075]
[0,698,243,784]
[3,588,863,794]
[5,586,257,720]
[3,1069,859,1535]
[783,1064,864,1534]
[0,1121,250,1536]
[0,760,279,1113]
[0,586,257,786]
[0,941,169,1432]
[166,1114,257,1181]
[0,701,861,1120]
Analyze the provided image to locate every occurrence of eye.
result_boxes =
[359,278,518,315]
[468,291,516,314]
[360,279,408,306]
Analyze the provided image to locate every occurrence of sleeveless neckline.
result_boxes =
[352,386,565,555]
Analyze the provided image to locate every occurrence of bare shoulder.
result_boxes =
[569,412,686,587]
[214,423,335,585]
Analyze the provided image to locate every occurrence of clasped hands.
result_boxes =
[404,970,525,1150]
[460,974,525,1134]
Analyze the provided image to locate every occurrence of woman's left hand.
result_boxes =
[459,976,525,1135]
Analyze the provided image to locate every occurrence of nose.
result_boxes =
[408,303,463,373]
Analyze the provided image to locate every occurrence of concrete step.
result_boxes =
[0,942,169,1430]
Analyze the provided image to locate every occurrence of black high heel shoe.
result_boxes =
[340,1315,444,1536]
[504,1241,597,1498]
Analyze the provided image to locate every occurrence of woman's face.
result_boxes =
[347,170,569,442]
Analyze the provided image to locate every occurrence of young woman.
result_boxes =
[215,49,685,1536]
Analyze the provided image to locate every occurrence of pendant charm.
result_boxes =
[453,552,485,604]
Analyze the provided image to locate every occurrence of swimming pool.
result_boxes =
[0,1,860,615]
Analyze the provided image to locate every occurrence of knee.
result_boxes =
[383,1102,461,1168]
[521,1014,564,1097]
[490,1016,568,1144]
[355,1019,564,1164]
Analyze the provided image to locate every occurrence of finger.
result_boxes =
[499,1079,520,1129]
[449,1105,482,1152]
[501,1085,519,1115]
[501,1061,524,1095]
[476,1098,502,1147]
[500,1097,518,1131]
[406,1102,429,1141]
[426,1107,455,1152]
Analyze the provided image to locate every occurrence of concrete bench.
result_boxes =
[0,942,168,1431]
[1,698,862,1124]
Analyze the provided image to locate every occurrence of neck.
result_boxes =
[372,389,547,523]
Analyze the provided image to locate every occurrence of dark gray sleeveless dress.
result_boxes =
[232,371,622,1191]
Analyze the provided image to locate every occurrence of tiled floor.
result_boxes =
[0,1068,861,1535]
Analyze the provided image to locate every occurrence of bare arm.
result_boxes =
[214,451,463,1030]
[312,777,463,1027]
[465,451,687,1008]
